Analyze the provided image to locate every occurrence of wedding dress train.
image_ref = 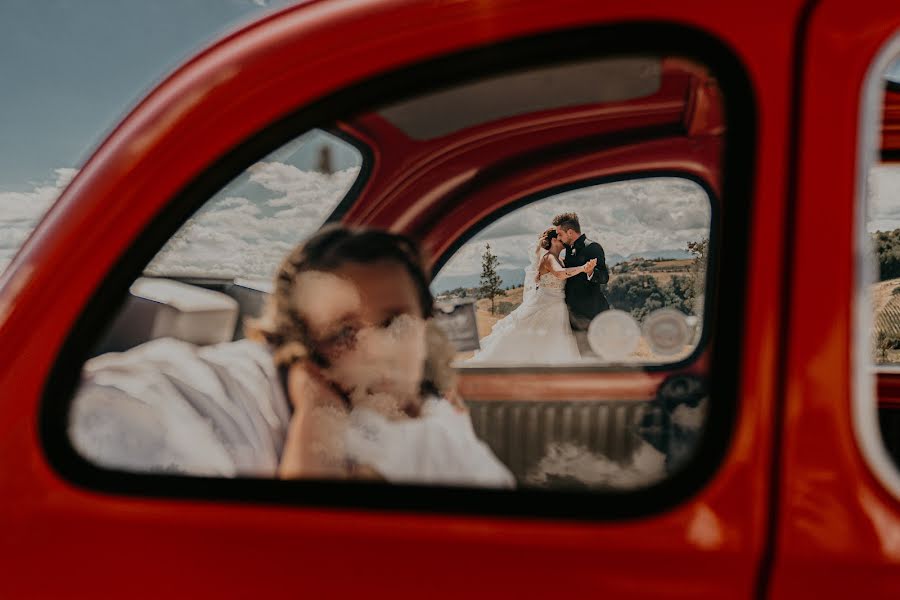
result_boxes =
[467,260,581,364]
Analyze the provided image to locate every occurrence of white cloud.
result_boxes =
[0,168,78,274]
[869,165,900,231]
[0,158,358,281]
[145,163,360,279]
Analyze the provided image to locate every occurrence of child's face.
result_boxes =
[294,260,427,408]
[305,260,421,358]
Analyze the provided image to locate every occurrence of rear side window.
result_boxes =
[858,48,900,501]
[432,176,711,367]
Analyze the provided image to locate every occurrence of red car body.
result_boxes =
[1,0,900,597]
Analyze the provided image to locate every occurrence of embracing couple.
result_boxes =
[469,212,610,364]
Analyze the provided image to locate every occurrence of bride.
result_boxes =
[468,228,596,364]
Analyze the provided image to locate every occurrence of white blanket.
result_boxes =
[71,338,291,477]
[70,338,514,487]
[345,398,514,488]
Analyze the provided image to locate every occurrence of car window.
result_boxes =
[432,176,711,366]
[50,36,752,518]
[146,129,363,281]
[864,53,900,487]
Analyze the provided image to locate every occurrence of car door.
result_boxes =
[771,1,900,597]
[0,1,802,597]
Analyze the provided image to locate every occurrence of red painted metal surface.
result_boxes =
[0,0,856,597]
[770,1,900,598]
[882,88,900,152]
[878,375,900,409]
[341,58,714,231]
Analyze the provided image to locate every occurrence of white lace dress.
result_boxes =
[467,262,581,364]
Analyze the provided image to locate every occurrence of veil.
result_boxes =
[521,244,543,305]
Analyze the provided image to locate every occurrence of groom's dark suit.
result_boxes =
[563,233,610,330]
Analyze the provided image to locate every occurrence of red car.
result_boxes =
[3,0,900,598]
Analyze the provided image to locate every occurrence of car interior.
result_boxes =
[83,54,721,488]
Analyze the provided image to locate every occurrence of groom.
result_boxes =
[553,212,610,334]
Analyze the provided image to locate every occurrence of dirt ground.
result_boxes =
[872,277,900,364]
[473,287,524,337]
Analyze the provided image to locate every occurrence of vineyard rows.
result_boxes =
[878,295,900,338]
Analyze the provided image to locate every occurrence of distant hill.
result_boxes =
[432,268,525,293]
[609,249,692,265]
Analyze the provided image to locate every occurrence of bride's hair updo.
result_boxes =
[539,227,559,250]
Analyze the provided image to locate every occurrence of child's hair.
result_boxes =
[246,225,456,396]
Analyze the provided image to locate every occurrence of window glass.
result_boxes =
[869,163,900,368]
[433,177,711,366]
[65,52,732,499]
[146,129,362,281]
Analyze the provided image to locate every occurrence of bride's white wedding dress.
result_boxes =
[468,253,581,364]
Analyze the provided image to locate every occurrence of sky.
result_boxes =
[0,1,293,271]
[888,61,900,84]
[869,165,900,232]
[0,2,712,282]
[3,3,900,280]
[145,131,361,280]
[0,1,293,189]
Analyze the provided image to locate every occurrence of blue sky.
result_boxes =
[888,60,900,83]
[0,1,308,272]
[1,3,898,193]
[0,1,285,191]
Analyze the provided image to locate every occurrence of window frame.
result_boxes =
[853,31,900,502]
[40,23,757,521]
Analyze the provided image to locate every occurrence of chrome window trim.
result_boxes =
[853,31,900,500]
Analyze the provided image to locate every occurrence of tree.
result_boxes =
[478,243,504,314]
[873,229,900,281]
[665,274,695,314]
[606,273,695,321]
[686,237,709,310]
[606,274,666,321]
[687,238,709,274]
